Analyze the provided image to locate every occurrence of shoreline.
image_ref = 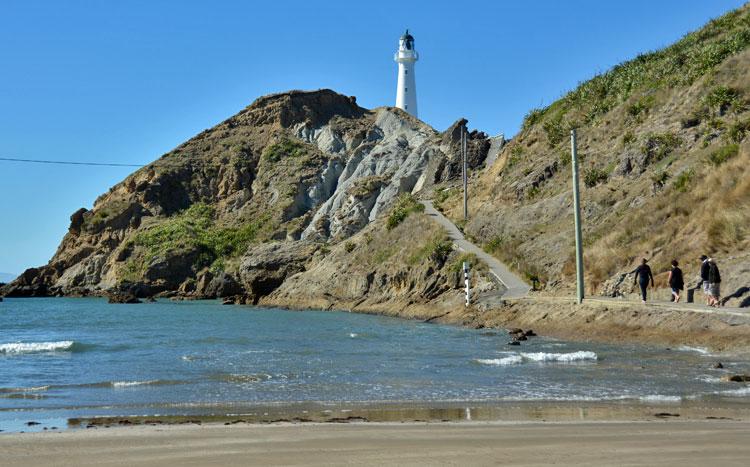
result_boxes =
[5,398,750,434]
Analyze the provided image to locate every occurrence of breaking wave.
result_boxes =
[0,341,78,354]
[476,351,598,366]
[476,355,523,366]
[677,346,711,355]
[111,380,161,388]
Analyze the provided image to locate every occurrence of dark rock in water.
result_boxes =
[107,292,141,304]
[507,328,524,335]
[507,341,521,346]
[0,296,3,302]
[239,242,319,304]
[26,421,41,426]
[186,271,244,299]
[722,374,750,382]
[145,296,157,303]
[713,362,724,369]
[524,329,537,337]
[516,335,528,341]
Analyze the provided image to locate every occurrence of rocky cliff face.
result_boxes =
[3,89,491,303]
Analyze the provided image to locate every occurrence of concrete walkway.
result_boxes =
[422,200,530,299]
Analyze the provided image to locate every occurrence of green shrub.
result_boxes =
[621,131,636,146]
[641,132,681,163]
[263,138,307,163]
[703,86,744,115]
[386,193,424,230]
[484,236,503,254]
[127,203,269,271]
[448,253,487,274]
[506,145,524,168]
[707,143,739,166]
[626,95,655,120]
[522,108,546,131]
[542,113,566,147]
[583,168,609,187]
[344,241,356,253]
[673,169,695,192]
[433,187,457,211]
[650,170,670,187]
[408,234,453,265]
[727,118,750,143]
[559,151,571,167]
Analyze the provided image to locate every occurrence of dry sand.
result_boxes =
[3,420,750,466]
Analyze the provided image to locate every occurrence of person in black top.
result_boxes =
[699,254,711,305]
[633,258,655,303]
[668,260,684,303]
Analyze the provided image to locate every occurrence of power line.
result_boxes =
[0,156,145,167]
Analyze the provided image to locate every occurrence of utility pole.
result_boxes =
[462,124,468,221]
[570,129,585,304]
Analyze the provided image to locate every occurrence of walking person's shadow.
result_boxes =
[720,286,750,307]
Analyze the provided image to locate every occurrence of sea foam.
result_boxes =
[476,355,524,366]
[0,341,75,354]
[640,394,682,403]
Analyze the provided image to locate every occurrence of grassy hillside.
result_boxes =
[438,4,750,304]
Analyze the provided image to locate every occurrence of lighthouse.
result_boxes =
[394,29,419,117]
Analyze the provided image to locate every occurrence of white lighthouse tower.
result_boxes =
[394,29,419,117]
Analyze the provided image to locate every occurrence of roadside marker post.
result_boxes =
[464,261,471,307]
[571,129,585,304]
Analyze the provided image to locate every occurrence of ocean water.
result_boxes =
[1,298,749,430]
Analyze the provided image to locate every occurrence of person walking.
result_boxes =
[707,258,722,307]
[668,260,684,303]
[633,258,655,304]
[699,255,711,305]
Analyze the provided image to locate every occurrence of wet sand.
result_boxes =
[3,419,750,466]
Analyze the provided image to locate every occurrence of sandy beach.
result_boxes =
[2,420,750,466]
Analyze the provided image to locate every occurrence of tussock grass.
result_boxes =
[386,193,425,230]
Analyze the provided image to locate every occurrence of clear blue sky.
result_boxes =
[0,0,745,275]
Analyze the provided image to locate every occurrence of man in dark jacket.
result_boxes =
[707,258,722,307]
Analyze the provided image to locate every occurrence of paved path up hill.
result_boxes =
[421,200,531,299]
